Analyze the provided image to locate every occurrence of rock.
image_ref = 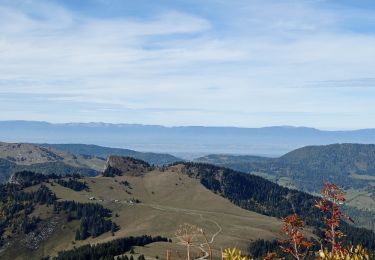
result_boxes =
[103,156,152,177]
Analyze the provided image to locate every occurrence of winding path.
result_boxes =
[143,203,223,259]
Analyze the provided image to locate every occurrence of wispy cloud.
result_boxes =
[0,0,375,129]
[304,78,375,88]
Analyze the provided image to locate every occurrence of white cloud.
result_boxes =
[0,0,375,129]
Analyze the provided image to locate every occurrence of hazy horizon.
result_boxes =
[1,120,375,157]
[1,119,375,132]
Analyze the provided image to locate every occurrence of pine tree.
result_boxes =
[75,229,80,240]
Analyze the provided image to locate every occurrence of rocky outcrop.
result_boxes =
[103,156,152,177]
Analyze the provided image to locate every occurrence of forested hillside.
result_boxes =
[196,143,375,191]
[195,144,375,232]
[0,159,97,183]
[179,162,375,250]
[0,158,16,183]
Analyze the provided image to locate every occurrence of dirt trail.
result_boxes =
[144,203,223,259]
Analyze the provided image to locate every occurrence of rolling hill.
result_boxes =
[40,143,182,166]
[0,142,104,183]
[194,154,272,166]
[0,160,284,259]
[0,142,105,170]
[1,157,374,259]
[0,142,182,183]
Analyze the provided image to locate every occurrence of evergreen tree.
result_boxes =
[75,229,80,240]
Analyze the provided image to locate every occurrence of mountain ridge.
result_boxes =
[2,120,375,155]
[3,120,374,131]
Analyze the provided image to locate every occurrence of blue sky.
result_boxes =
[1,0,375,129]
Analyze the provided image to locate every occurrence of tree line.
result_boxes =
[52,235,170,259]
[53,200,118,240]
[56,178,88,191]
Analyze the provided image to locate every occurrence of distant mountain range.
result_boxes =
[1,120,375,156]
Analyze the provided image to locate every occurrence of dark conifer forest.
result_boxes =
[180,162,375,250]
[53,235,169,260]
